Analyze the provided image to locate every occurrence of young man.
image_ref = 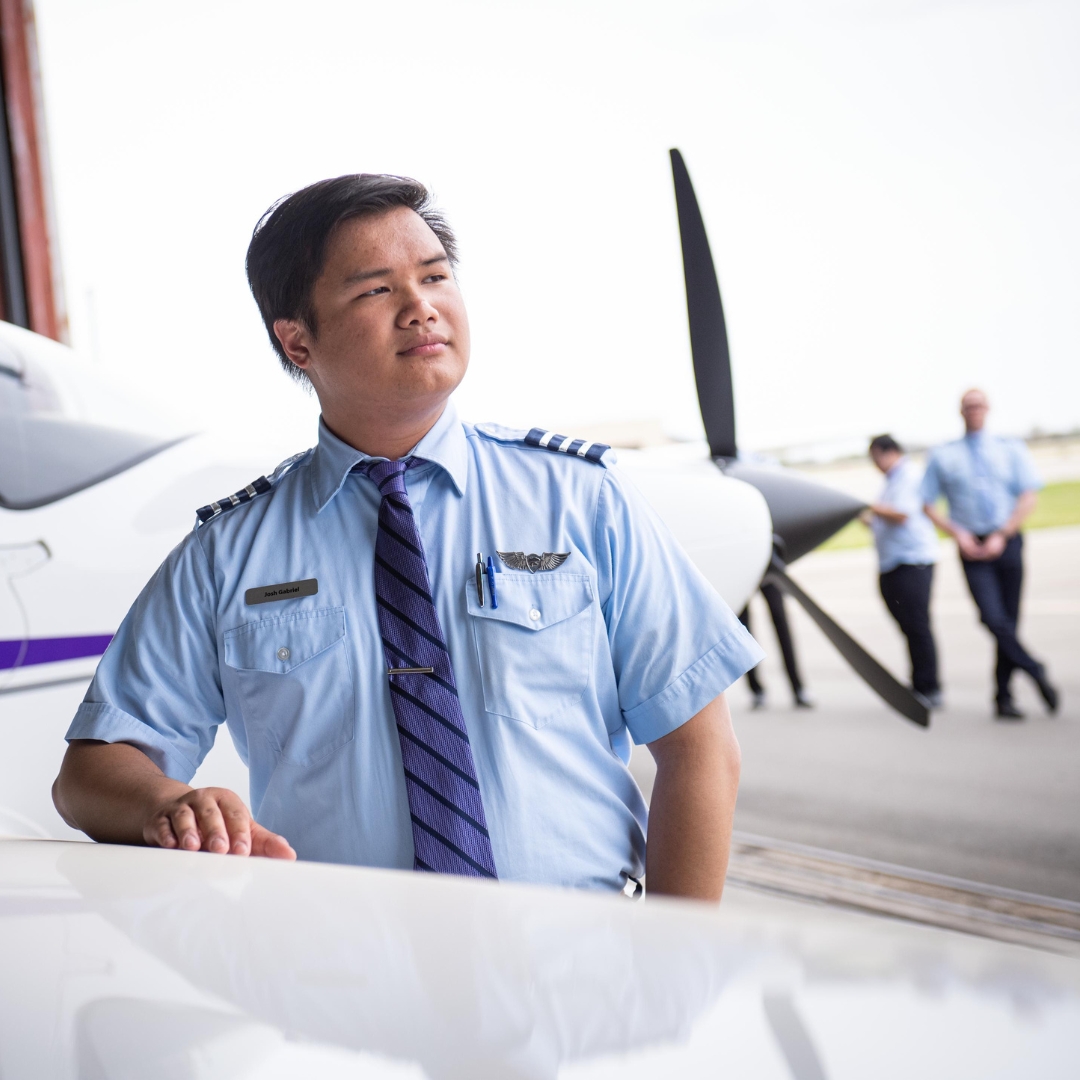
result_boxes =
[865,435,941,709]
[53,174,762,900]
[921,389,1058,720]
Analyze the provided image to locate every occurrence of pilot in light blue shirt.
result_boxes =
[920,432,1041,536]
[871,456,939,574]
[68,402,763,891]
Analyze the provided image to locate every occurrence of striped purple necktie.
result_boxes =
[360,457,497,879]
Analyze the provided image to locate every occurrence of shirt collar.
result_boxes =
[310,400,468,512]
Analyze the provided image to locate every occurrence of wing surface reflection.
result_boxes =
[57,844,746,1079]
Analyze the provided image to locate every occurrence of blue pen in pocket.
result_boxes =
[486,556,498,609]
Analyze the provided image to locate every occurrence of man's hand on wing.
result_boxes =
[54,740,295,860]
[144,786,295,859]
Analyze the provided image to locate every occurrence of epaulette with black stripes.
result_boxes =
[194,449,311,527]
[523,427,610,463]
[195,476,272,525]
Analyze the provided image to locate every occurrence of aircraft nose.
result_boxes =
[723,461,866,563]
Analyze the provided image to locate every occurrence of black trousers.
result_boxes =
[961,533,1043,703]
[878,563,939,696]
[738,582,804,698]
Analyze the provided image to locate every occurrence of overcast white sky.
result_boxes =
[34,0,1080,456]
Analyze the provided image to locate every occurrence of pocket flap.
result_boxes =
[466,573,592,631]
[224,607,346,673]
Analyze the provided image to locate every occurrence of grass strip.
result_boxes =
[817,480,1080,552]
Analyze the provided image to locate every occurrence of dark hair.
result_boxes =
[869,434,902,455]
[245,174,458,381]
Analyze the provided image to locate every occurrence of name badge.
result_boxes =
[244,578,319,606]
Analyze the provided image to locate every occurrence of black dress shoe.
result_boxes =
[793,690,815,709]
[1035,672,1060,714]
[995,700,1025,720]
[911,687,944,710]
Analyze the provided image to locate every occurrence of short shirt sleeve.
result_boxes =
[892,461,925,517]
[1008,440,1042,497]
[593,468,764,745]
[65,530,224,782]
[920,452,943,506]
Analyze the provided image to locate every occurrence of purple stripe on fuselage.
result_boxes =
[0,634,112,670]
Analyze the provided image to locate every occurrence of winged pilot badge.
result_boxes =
[497,551,570,573]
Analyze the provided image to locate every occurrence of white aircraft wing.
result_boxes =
[1,837,1077,1079]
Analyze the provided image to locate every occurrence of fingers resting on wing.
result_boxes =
[251,821,296,860]
[221,802,252,855]
[144,788,294,859]
[192,796,231,854]
[170,802,201,851]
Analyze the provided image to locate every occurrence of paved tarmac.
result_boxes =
[633,525,1080,901]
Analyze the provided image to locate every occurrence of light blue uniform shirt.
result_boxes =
[921,432,1041,536]
[871,456,939,574]
[68,403,762,891]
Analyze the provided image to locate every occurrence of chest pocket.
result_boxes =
[466,573,593,729]
[223,606,354,766]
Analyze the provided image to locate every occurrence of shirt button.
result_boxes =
[528,608,541,621]
[277,646,291,661]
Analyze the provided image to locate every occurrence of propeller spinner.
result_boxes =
[669,148,928,727]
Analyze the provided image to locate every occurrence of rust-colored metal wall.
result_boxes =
[0,0,65,341]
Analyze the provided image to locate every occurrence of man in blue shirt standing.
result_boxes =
[921,389,1058,720]
[866,435,941,709]
[52,174,762,899]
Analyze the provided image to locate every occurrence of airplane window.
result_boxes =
[0,363,184,510]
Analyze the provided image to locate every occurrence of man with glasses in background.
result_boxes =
[921,389,1058,720]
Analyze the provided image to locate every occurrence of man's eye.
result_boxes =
[360,286,390,297]
[423,274,447,284]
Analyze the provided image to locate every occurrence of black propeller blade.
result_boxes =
[670,148,737,460]
[764,558,930,727]
[669,146,866,556]
[670,146,927,727]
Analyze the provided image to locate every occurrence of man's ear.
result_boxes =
[274,319,313,371]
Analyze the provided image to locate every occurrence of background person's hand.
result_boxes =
[980,532,1007,560]
[143,786,296,859]
[956,529,985,561]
